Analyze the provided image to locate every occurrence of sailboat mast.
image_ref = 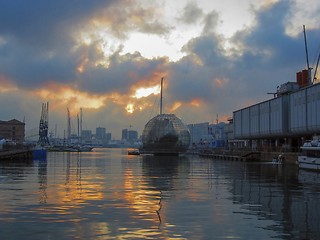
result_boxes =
[160,77,163,115]
[67,108,71,141]
[80,108,83,144]
[77,114,79,138]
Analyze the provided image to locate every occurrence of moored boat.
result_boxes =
[298,137,320,171]
[32,144,47,160]
[46,144,93,152]
[128,149,140,155]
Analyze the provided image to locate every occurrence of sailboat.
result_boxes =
[140,77,190,155]
[47,108,93,152]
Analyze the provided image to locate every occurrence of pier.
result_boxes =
[0,149,33,161]
[199,149,299,164]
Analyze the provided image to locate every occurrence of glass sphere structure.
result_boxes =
[141,114,190,155]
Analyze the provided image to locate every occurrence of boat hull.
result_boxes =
[298,156,320,171]
[32,148,47,160]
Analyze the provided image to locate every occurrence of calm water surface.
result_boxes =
[0,148,319,239]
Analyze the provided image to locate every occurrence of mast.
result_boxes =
[67,108,71,142]
[160,77,163,115]
[77,114,79,138]
[303,25,311,85]
[80,108,83,144]
[313,50,320,82]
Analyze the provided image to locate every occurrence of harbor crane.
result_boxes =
[38,102,50,146]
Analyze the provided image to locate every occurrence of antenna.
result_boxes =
[160,77,164,115]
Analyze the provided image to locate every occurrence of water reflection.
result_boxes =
[37,159,47,204]
[0,149,320,239]
[228,162,320,239]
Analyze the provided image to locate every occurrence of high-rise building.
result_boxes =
[81,130,92,144]
[128,130,138,142]
[96,127,106,140]
[121,129,128,140]
[106,133,111,142]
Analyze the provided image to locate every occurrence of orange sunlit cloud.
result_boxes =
[35,82,107,115]
[168,101,182,112]
[190,98,203,107]
[0,76,18,93]
[213,77,229,87]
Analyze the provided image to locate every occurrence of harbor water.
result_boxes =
[0,148,319,239]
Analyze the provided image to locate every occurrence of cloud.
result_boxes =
[77,49,169,95]
[177,2,204,24]
[1,0,320,139]
[0,0,116,48]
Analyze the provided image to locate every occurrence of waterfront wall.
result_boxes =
[199,149,299,165]
[233,82,320,139]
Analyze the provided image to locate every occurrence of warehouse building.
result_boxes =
[232,71,320,152]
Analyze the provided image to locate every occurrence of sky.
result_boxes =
[1,0,320,140]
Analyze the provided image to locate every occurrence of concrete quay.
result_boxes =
[0,149,33,161]
[199,150,299,165]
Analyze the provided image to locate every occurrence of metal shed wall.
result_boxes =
[241,108,250,138]
[306,83,320,132]
[233,83,320,139]
[250,104,260,137]
[269,96,287,136]
[289,89,307,133]
[233,110,242,138]
[259,101,270,136]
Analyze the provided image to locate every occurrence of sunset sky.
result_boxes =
[1,0,320,140]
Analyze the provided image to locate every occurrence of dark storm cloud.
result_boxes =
[0,0,117,88]
[78,50,168,94]
[0,39,79,87]
[0,0,116,48]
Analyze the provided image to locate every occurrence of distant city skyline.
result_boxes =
[1,0,320,139]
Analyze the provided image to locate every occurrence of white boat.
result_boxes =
[272,154,284,164]
[298,137,320,171]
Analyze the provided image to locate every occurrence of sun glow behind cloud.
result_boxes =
[133,85,160,99]
[0,76,18,93]
[125,85,161,114]
[36,84,106,115]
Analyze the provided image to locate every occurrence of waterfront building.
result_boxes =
[81,130,92,145]
[188,122,209,147]
[128,130,138,142]
[0,119,25,143]
[121,129,128,141]
[106,133,112,143]
[187,122,227,150]
[232,73,320,152]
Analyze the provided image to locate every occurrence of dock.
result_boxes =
[0,149,33,161]
[199,150,299,164]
